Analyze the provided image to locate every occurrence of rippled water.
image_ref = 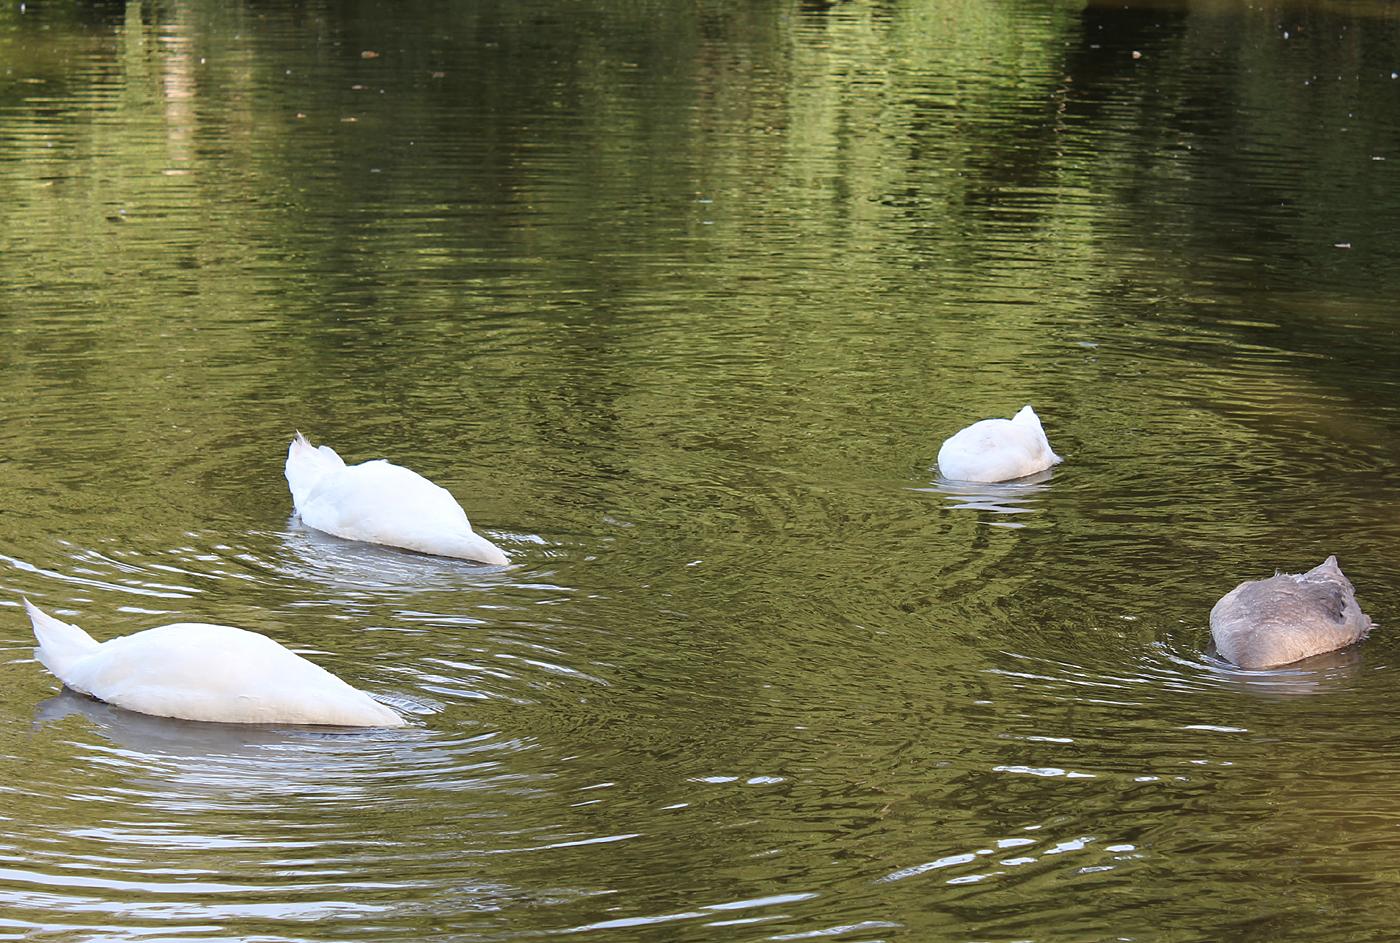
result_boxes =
[5,0,1400,939]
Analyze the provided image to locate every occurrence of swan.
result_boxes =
[937,405,1062,482]
[286,433,509,565]
[1210,556,1373,669]
[23,600,405,726]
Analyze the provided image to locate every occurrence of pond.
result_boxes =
[4,0,1400,939]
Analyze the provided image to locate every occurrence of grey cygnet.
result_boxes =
[1210,556,1373,669]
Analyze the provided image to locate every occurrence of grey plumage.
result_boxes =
[1210,556,1373,669]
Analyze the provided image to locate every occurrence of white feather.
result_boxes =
[24,600,404,727]
[937,405,1063,483]
[285,434,509,566]
[285,431,346,509]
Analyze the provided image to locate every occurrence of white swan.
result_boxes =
[937,405,1062,482]
[1211,556,1373,669]
[23,600,405,727]
[286,433,509,565]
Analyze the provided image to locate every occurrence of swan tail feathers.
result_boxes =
[286,432,346,510]
[24,599,99,684]
[1012,405,1063,464]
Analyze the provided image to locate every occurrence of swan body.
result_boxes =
[1210,556,1373,669]
[286,433,508,565]
[937,405,1062,482]
[24,600,405,727]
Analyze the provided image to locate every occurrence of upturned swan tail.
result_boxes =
[286,432,346,511]
[1012,405,1063,465]
[25,599,99,684]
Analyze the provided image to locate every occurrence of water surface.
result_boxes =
[5,0,1400,940]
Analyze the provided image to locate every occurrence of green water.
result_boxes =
[5,0,1400,939]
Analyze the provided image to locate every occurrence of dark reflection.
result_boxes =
[2,0,128,30]
[1069,1,1181,83]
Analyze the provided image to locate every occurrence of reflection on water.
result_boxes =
[918,468,1056,528]
[4,0,1400,939]
[276,519,519,597]
[1196,643,1370,697]
[35,690,409,770]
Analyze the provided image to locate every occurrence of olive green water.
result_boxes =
[5,0,1400,939]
